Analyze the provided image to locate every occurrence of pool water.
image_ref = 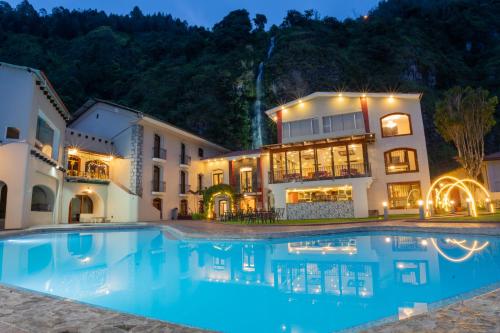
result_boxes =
[0,228,498,333]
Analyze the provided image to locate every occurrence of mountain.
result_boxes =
[0,0,498,175]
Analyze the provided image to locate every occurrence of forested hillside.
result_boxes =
[0,0,498,174]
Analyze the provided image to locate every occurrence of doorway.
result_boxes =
[180,199,188,216]
[218,200,228,217]
[153,198,163,219]
[0,182,7,230]
[68,195,93,223]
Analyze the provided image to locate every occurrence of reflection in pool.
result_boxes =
[0,229,498,333]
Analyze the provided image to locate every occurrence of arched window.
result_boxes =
[85,160,109,179]
[380,113,412,137]
[67,156,81,177]
[31,185,54,212]
[384,148,419,174]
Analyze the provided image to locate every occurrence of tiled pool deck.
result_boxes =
[0,220,499,333]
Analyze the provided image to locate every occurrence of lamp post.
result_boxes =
[418,200,425,220]
[486,198,495,214]
[450,200,456,214]
[427,200,433,217]
[382,201,388,220]
[466,198,472,216]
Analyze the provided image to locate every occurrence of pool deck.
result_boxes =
[0,220,499,333]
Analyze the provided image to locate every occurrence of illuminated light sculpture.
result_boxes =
[424,176,492,218]
[430,238,489,263]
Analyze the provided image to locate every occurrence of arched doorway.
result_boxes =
[68,195,94,223]
[153,198,163,219]
[0,182,7,230]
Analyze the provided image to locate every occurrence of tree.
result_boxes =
[434,87,497,180]
[253,14,267,31]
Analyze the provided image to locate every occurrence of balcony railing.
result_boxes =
[269,163,371,184]
[180,154,191,166]
[152,181,166,192]
[179,183,191,194]
[66,170,109,181]
[240,185,253,193]
[153,147,167,160]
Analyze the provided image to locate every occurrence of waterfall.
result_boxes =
[252,37,275,149]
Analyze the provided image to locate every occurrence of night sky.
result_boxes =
[6,0,380,27]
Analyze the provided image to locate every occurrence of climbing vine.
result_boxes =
[202,184,240,218]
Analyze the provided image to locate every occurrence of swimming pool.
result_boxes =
[0,227,498,333]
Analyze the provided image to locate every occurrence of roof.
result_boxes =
[484,152,500,161]
[0,62,71,121]
[72,98,229,152]
[203,149,261,161]
[264,91,422,118]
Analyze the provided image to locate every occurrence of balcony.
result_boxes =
[269,163,371,184]
[153,147,167,160]
[240,185,254,193]
[179,154,191,166]
[66,170,110,183]
[152,181,166,193]
[179,183,191,195]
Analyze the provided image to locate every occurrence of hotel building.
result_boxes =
[0,62,432,229]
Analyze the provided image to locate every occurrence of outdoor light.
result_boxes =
[388,95,394,103]
[382,201,387,207]
[421,239,428,246]
[417,200,424,206]
[384,237,391,243]
[68,148,78,155]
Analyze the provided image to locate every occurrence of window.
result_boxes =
[31,185,54,212]
[381,113,412,137]
[36,116,55,158]
[67,156,81,177]
[287,186,352,203]
[85,160,109,179]
[6,127,20,139]
[198,148,204,158]
[282,118,319,139]
[387,182,421,209]
[240,167,253,192]
[198,174,203,191]
[384,148,418,174]
[323,112,364,134]
[212,170,223,185]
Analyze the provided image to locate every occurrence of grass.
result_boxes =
[427,212,500,222]
[223,214,419,225]
[221,212,500,225]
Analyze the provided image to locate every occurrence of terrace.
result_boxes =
[265,134,374,184]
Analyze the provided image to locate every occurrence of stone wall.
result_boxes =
[286,201,354,220]
[130,124,144,196]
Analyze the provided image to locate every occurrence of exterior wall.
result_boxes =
[287,201,354,219]
[485,160,500,200]
[364,96,431,215]
[0,65,66,229]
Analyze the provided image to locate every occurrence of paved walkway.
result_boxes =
[166,219,500,239]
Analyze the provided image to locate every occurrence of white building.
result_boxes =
[0,62,70,229]
[65,99,228,223]
[263,92,431,218]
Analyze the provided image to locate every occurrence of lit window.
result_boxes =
[6,127,20,139]
[387,182,421,209]
[381,114,412,137]
[212,170,223,185]
[384,148,418,174]
[240,168,252,192]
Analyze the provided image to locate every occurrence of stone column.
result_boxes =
[130,124,144,197]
